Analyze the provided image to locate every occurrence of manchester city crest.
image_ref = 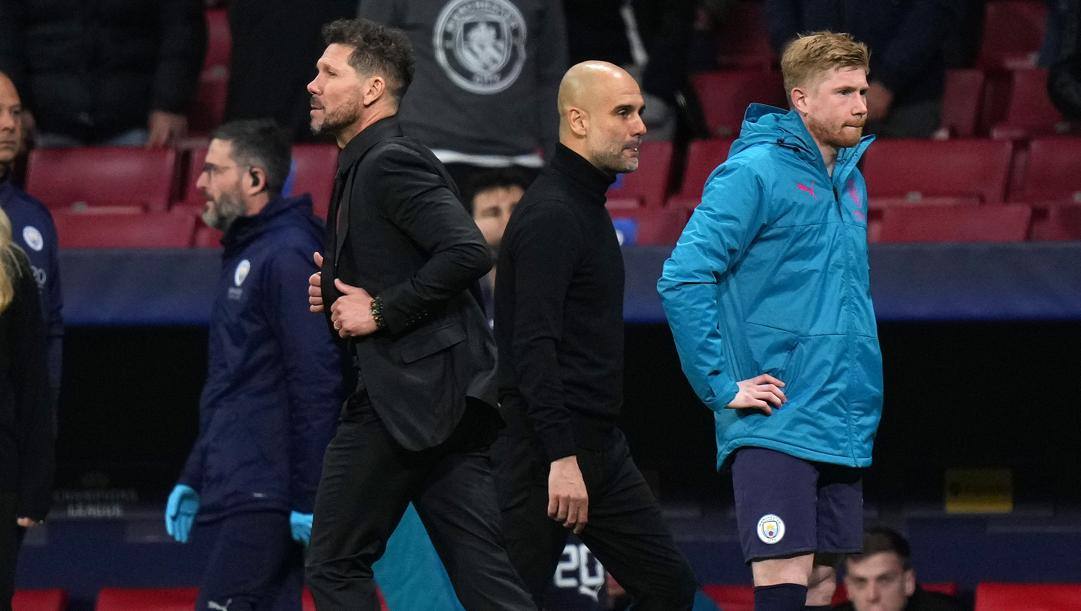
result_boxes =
[434,0,527,95]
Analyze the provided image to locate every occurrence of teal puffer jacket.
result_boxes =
[659,104,883,470]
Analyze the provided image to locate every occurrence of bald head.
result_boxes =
[557,61,646,174]
[0,72,23,170]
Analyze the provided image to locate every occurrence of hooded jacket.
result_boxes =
[658,104,883,469]
[180,195,344,520]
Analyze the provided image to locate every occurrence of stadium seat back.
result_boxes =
[1011,137,1081,202]
[608,207,689,246]
[678,138,735,197]
[180,147,209,207]
[941,69,986,138]
[713,1,775,70]
[26,148,177,212]
[203,8,231,72]
[994,69,1066,137]
[54,211,196,249]
[691,71,786,137]
[863,139,1014,203]
[189,69,229,136]
[95,587,198,611]
[878,204,1032,243]
[606,141,674,209]
[974,582,1081,611]
[977,1,1048,69]
[13,589,67,611]
[291,144,340,220]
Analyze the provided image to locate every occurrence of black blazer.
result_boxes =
[321,116,498,450]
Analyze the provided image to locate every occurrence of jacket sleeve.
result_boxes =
[42,213,63,405]
[10,253,54,521]
[872,0,957,95]
[151,0,207,114]
[369,146,493,334]
[506,202,581,462]
[536,2,568,160]
[657,161,768,412]
[266,240,344,513]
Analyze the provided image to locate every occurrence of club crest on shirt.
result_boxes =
[434,0,527,95]
[234,259,251,287]
[757,513,785,544]
[22,225,44,252]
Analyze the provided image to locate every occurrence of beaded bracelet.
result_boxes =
[369,296,386,331]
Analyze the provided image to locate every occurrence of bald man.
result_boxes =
[492,61,698,609]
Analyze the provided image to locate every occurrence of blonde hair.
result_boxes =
[0,207,22,312]
[780,31,870,96]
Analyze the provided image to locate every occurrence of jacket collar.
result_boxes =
[222,194,315,254]
[337,115,403,177]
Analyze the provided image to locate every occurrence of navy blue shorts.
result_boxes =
[731,447,864,563]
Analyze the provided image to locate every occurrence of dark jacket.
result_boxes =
[0,177,63,401]
[764,0,959,106]
[179,195,344,520]
[0,246,53,522]
[320,116,498,451]
[1049,0,1081,119]
[0,0,206,142]
[495,145,624,462]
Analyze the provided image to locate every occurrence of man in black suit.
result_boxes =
[302,18,535,611]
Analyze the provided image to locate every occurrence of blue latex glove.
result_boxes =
[290,511,313,546]
[165,484,200,543]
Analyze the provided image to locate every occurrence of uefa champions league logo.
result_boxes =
[434,0,527,95]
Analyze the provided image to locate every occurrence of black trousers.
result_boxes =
[492,426,698,610]
[195,511,303,611]
[305,393,534,610]
[0,493,16,611]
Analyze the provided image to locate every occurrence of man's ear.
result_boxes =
[791,86,809,114]
[567,107,588,137]
[362,76,387,107]
[903,568,916,598]
[247,167,267,195]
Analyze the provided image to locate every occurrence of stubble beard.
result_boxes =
[202,189,246,232]
[311,97,364,139]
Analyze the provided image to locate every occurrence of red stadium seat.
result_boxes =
[1010,137,1081,203]
[862,139,1014,204]
[991,69,1069,139]
[202,8,231,73]
[702,584,754,611]
[1029,202,1081,240]
[26,147,177,212]
[878,204,1032,243]
[54,211,197,248]
[977,1,1047,69]
[193,224,224,248]
[691,70,786,137]
[189,68,229,136]
[678,138,735,197]
[940,69,986,138]
[95,587,198,611]
[13,589,67,611]
[609,207,689,246]
[605,141,674,209]
[291,144,339,220]
[974,582,1081,611]
[179,147,209,208]
[713,1,775,70]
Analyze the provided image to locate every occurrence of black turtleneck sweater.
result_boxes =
[495,144,625,462]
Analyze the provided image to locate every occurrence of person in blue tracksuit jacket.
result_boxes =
[164,120,343,610]
[0,72,63,411]
[658,33,883,611]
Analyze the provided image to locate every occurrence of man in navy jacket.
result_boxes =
[165,119,344,610]
[0,72,62,408]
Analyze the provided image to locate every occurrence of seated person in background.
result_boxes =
[835,527,966,611]
[0,0,206,148]
[465,168,529,320]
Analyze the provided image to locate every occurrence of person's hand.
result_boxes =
[289,511,313,546]
[16,517,42,528]
[866,81,894,122]
[329,279,377,338]
[164,484,200,543]
[548,456,588,535]
[728,374,787,416]
[309,252,324,313]
[146,110,188,148]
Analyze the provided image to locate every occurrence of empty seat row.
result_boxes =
[24,144,339,219]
